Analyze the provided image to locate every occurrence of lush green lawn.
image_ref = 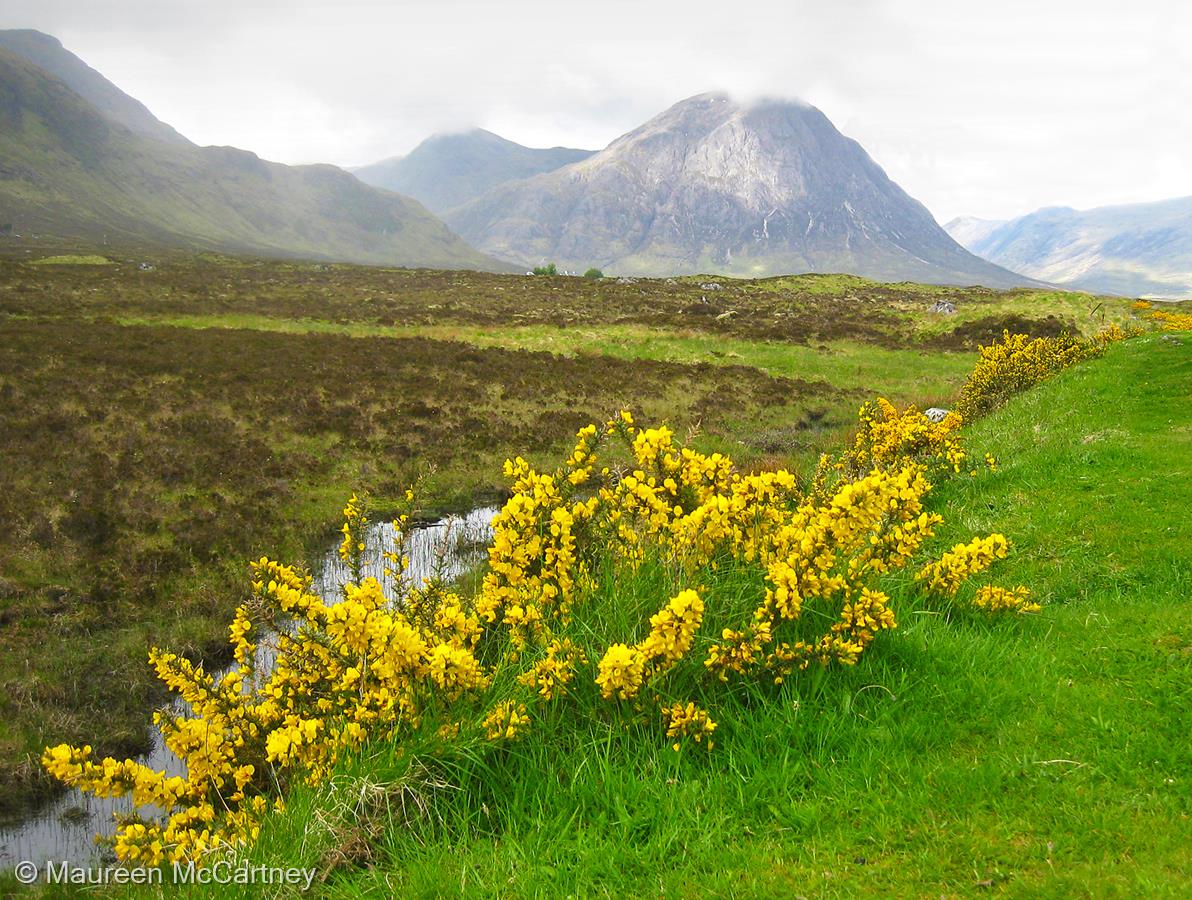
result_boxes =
[49,333,1187,900]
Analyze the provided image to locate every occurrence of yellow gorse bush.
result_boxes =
[1149,308,1192,331]
[956,331,1103,421]
[916,534,1010,597]
[45,333,1096,866]
[662,701,718,751]
[954,326,1140,423]
[972,584,1040,613]
[835,398,966,480]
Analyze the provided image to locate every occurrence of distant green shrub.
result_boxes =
[583,268,604,280]
[532,263,558,276]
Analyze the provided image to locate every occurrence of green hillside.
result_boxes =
[0,47,504,270]
[0,30,189,145]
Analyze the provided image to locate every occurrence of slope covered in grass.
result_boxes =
[0,47,502,271]
[207,334,1189,899]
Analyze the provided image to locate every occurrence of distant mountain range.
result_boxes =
[1,29,1056,287]
[419,94,1031,286]
[353,129,594,216]
[945,200,1192,298]
[942,216,1007,251]
[0,30,503,270]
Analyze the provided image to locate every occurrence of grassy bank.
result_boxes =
[75,332,1187,899]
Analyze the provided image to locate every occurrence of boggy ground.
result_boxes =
[0,252,1135,818]
[0,253,1126,346]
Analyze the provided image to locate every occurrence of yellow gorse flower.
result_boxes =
[1148,309,1192,331]
[662,702,718,751]
[972,584,1041,613]
[916,534,1010,597]
[596,643,647,700]
[482,700,529,741]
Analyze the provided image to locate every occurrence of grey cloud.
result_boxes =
[1,0,1188,222]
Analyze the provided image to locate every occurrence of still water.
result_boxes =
[0,506,497,868]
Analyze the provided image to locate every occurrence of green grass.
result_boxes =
[113,314,974,407]
[55,333,1190,900]
[26,254,112,266]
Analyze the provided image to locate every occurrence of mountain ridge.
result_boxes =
[0,33,506,270]
[0,29,189,145]
[353,128,594,216]
[445,93,1036,286]
[946,197,1192,298]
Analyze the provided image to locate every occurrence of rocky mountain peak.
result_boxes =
[446,93,1032,286]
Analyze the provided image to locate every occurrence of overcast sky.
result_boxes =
[2,0,1188,222]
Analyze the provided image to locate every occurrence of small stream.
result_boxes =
[0,506,497,868]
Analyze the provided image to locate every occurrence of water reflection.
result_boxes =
[0,506,496,868]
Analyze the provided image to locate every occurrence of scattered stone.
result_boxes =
[715,310,738,321]
[1160,334,1181,344]
[700,282,724,291]
[924,407,950,423]
[682,301,719,316]
[137,262,155,271]
[616,276,637,285]
[929,300,957,314]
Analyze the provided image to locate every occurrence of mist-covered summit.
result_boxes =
[442,93,1032,286]
[353,128,594,216]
